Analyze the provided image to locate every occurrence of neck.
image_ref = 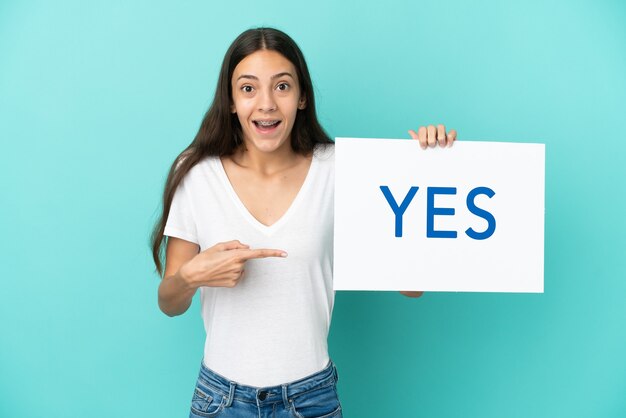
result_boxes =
[231,142,301,175]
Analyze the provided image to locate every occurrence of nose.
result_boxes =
[258,88,277,112]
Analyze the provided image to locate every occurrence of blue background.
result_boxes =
[1,1,625,417]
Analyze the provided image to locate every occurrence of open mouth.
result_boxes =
[253,119,282,132]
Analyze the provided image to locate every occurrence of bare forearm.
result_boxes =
[158,270,197,316]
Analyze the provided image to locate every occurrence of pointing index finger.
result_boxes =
[238,248,288,261]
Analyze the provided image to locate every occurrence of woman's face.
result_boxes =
[230,49,305,155]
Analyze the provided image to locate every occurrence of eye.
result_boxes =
[276,82,290,91]
[241,85,254,93]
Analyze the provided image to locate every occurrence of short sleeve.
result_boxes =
[164,177,199,245]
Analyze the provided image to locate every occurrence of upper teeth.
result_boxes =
[257,120,278,126]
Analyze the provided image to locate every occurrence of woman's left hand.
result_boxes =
[401,124,457,298]
[400,291,424,298]
[408,124,457,149]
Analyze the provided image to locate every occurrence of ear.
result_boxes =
[230,102,237,114]
[298,95,307,110]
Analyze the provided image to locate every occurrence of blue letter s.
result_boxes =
[465,187,496,240]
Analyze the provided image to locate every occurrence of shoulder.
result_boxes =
[175,153,220,189]
[174,148,219,172]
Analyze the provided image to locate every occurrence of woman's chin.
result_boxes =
[245,137,290,154]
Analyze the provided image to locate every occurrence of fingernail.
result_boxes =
[280,252,288,257]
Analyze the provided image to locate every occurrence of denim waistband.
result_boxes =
[197,359,338,408]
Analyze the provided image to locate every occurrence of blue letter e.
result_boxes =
[427,187,458,238]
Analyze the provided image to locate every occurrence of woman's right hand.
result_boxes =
[179,240,287,289]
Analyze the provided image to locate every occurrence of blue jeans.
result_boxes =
[189,359,343,418]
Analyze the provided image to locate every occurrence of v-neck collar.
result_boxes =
[212,154,318,236]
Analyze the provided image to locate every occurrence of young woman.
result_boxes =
[150,27,456,418]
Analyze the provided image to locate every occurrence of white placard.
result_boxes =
[334,138,545,293]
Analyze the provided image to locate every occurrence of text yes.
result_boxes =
[380,186,496,240]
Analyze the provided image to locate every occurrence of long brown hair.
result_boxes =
[150,27,332,277]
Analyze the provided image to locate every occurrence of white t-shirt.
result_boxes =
[164,144,335,387]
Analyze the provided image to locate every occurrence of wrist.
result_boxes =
[176,264,197,292]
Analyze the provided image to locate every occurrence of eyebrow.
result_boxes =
[236,72,295,82]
